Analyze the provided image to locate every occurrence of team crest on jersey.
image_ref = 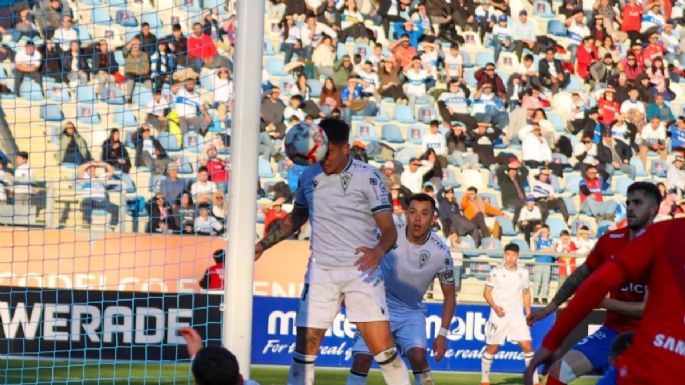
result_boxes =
[419,250,430,268]
[340,172,352,193]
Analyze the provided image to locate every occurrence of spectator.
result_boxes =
[62,40,90,88]
[474,63,506,99]
[191,166,218,204]
[34,0,72,39]
[147,192,175,233]
[172,192,196,234]
[338,0,374,43]
[638,115,668,169]
[40,38,63,82]
[646,93,675,123]
[261,87,286,137]
[14,41,42,96]
[619,87,645,127]
[194,203,223,236]
[597,129,636,180]
[511,10,538,61]
[389,34,417,69]
[378,59,406,103]
[135,124,170,174]
[516,54,541,90]
[532,225,554,304]
[59,122,91,165]
[438,80,477,131]
[579,165,616,220]
[576,36,598,81]
[597,87,619,127]
[421,120,447,157]
[12,151,33,205]
[300,14,337,58]
[472,83,508,129]
[400,157,433,193]
[590,53,619,87]
[438,185,483,245]
[386,183,408,224]
[172,78,211,135]
[667,154,685,196]
[150,41,176,91]
[52,15,77,51]
[0,159,11,203]
[198,249,226,290]
[380,161,400,190]
[491,16,512,63]
[447,229,467,293]
[76,161,118,228]
[443,43,465,82]
[284,95,306,122]
[165,24,195,69]
[496,160,529,223]
[280,15,303,64]
[213,67,234,121]
[101,129,133,189]
[340,75,376,124]
[518,195,543,244]
[573,224,595,253]
[263,197,288,236]
[554,230,578,287]
[311,35,336,77]
[188,22,229,69]
[132,22,157,56]
[419,148,443,187]
[460,186,504,243]
[357,61,379,100]
[446,124,477,167]
[211,190,227,224]
[645,57,670,96]
[597,36,621,63]
[204,146,229,192]
[670,117,685,153]
[531,167,569,222]
[618,52,642,84]
[124,38,152,104]
[160,163,187,204]
[90,40,118,100]
[146,90,171,130]
[470,121,502,167]
[522,123,553,171]
[318,77,341,114]
[621,0,642,43]
[539,48,567,94]
[332,54,355,89]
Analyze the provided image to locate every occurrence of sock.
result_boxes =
[345,371,368,385]
[545,376,567,385]
[524,352,540,384]
[481,353,494,383]
[413,369,434,385]
[287,352,316,385]
[374,347,411,385]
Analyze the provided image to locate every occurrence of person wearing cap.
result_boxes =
[518,195,543,244]
[590,53,619,87]
[401,157,434,193]
[646,92,675,123]
[511,9,538,61]
[620,0,643,44]
[381,161,401,190]
[667,154,685,196]
[539,48,567,94]
[199,249,226,290]
[598,128,636,180]
[14,41,43,96]
[160,162,187,204]
[491,15,512,63]
[496,160,530,224]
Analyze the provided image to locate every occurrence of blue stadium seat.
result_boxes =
[115,10,137,27]
[141,13,163,30]
[372,104,391,123]
[392,105,416,124]
[158,132,181,152]
[405,126,424,145]
[630,157,647,177]
[183,131,205,152]
[265,59,287,77]
[651,159,668,178]
[482,237,503,257]
[354,121,377,141]
[481,192,499,208]
[570,218,592,235]
[615,176,632,196]
[114,50,125,67]
[567,76,582,92]
[74,25,92,42]
[19,79,44,101]
[563,196,578,216]
[475,51,495,68]
[547,112,565,132]
[180,0,202,13]
[546,216,568,237]
[460,51,473,68]
[381,124,403,143]
[258,157,274,178]
[564,174,581,195]
[335,43,348,60]
[464,68,477,88]
[92,8,112,25]
[416,105,437,124]
[149,175,167,193]
[534,1,555,17]
[307,79,322,98]
[76,85,96,103]
[510,238,531,253]
[496,216,517,236]
[46,83,70,103]
[548,20,567,37]
[77,103,101,125]
[354,44,372,61]
[133,84,153,107]
[113,107,137,127]
[263,39,275,56]
[174,156,194,174]
[442,168,458,187]
[279,77,296,96]
[108,0,127,7]
[40,104,64,122]
[104,84,125,104]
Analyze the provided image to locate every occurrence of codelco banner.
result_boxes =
[0,229,310,295]
[0,287,555,372]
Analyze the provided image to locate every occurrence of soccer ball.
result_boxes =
[284,122,328,166]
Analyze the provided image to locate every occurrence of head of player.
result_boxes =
[503,243,520,270]
[192,346,241,385]
[319,118,351,175]
[625,181,661,232]
[406,193,436,244]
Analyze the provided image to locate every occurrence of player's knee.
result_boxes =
[547,359,563,377]
[351,353,374,374]
[406,348,428,371]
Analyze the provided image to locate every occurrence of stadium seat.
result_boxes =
[651,159,668,178]
[263,39,275,56]
[132,84,153,107]
[563,196,578,216]
[353,44,372,61]
[183,131,205,153]
[108,0,127,7]
[563,174,581,195]
[482,237,503,256]
[416,105,437,124]
[19,79,44,101]
[567,76,583,92]
[174,155,194,174]
[46,83,71,103]
[180,0,202,13]
[392,105,416,124]
[76,85,96,103]
[510,238,531,253]
[115,10,138,27]
[615,176,632,196]
[547,20,567,37]
[74,25,92,43]
[545,216,568,237]
[77,103,101,124]
[570,218,593,235]
[114,50,125,67]
[534,1,555,17]
[279,77,296,96]
[307,79,322,98]
[380,124,403,143]
[462,31,481,47]
[113,107,137,127]
[149,175,167,193]
[464,68,477,88]
[157,131,181,152]
[141,13,163,30]
[104,84,125,104]
[460,51,473,68]
[258,157,274,178]
[476,52,495,68]
[265,59,287,77]
[496,216,517,236]
[630,157,647,177]
[406,126,424,145]
[92,8,113,25]
[40,104,64,122]
[547,112,565,132]
[353,121,377,141]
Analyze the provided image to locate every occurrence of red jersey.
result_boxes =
[584,227,647,332]
[206,159,229,183]
[543,219,685,385]
[598,98,619,126]
[188,33,218,60]
[621,3,643,32]
[199,263,224,289]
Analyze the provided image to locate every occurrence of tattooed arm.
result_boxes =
[526,263,592,325]
[255,205,310,260]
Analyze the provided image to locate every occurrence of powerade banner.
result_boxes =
[252,297,556,372]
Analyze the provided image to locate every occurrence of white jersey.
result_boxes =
[485,264,530,316]
[295,157,391,268]
[382,224,454,313]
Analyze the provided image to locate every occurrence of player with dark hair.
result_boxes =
[199,249,225,290]
[255,118,411,385]
[526,181,661,385]
[481,243,540,385]
[345,193,456,385]
[525,218,685,385]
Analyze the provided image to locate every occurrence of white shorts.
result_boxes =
[485,313,531,346]
[295,263,389,329]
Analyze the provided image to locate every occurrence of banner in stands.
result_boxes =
[0,229,310,295]
[251,297,556,372]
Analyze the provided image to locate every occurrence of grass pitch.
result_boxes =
[0,360,599,384]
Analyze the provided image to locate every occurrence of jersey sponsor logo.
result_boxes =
[652,334,685,357]
[419,250,431,268]
[340,172,352,193]
[609,233,625,239]
[619,283,647,294]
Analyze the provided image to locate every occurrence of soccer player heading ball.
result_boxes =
[345,194,456,385]
[526,182,660,385]
[255,118,412,385]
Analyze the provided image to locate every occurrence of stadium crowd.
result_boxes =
[0,0,683,286]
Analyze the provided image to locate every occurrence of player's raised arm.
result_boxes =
[354,211,397,274]
[255,205,309,260]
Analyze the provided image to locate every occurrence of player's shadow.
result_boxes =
[497,378,527,384]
